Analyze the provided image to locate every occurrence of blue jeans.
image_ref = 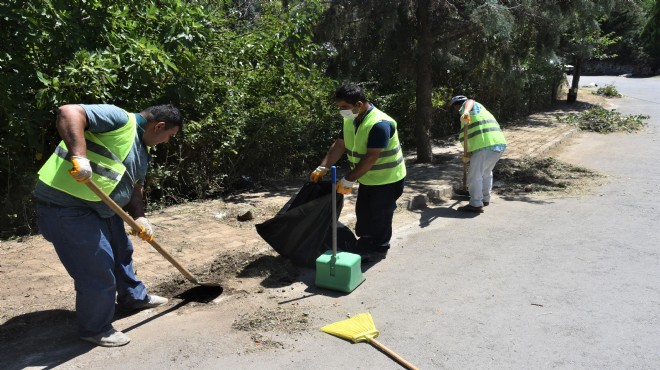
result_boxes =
[37,203,148,336]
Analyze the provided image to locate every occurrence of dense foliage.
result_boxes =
[0,0,337,236]
[0,0,655,237]
[641,0,660,68]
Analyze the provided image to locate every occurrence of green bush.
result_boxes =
[0,0,336,237]
[593,84,623,98]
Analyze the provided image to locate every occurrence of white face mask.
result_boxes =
[339,109,358,119]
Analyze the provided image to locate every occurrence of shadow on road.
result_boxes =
[0,286,223,370]
[415,204,479,228]
[0,309,91,370]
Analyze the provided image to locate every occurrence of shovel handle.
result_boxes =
[462,115,470,191]
[83,179,200,284]
[367,338,419,370]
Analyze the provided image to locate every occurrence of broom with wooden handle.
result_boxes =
[321,312,419,370]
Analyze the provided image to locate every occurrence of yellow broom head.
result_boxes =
[320,312,380,343]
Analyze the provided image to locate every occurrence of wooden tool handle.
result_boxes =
[462,115,470,191]
[368,338,419,370]
[462,115,470,155]
[84,179,199,283]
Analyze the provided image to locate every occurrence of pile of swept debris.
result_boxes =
[493,157,602,195]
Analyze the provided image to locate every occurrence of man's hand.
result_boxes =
[68,156,92,182]
[461,112,470,123]
[336,177,354,195]
[131,217,154,241]
[461,154,471,164]
[310,166,329,183]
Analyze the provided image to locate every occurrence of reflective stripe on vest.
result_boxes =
[458,104,507,152]
[38,110,137,201]
[343,107,406,185]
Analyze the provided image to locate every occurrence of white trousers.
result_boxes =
[467,149,503,207]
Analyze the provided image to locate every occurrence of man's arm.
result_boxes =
[344,120,392,181]
[124,182,154,240]
[56,105,89,157]
[125,183,146,219]
[345,148,381,181]
[319,138,347,167]
[461,99,475,118]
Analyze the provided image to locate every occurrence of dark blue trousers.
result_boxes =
[355,178,405,252]
[37,204,148,336]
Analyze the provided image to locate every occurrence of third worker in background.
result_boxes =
[310,84,406,262]
[450,95,507,213]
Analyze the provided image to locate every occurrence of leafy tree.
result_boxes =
[599,0,650,66]
[316,1,571,160]
[559,0,621,102]
[0,0,337,237]
[640,0,660,68]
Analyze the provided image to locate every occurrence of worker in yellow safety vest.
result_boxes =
[34,104,183,347]
[310,84,406,262]
[451,95,507,213]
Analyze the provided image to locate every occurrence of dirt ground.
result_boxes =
[0,89,610,366]
[0,188,316,321]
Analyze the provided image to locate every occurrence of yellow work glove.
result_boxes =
[310,166,329,183]
[336,177,354,195]
[68,156,93,183]
[131,217,154,241]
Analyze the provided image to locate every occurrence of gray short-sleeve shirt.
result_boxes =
[34,104,151,218]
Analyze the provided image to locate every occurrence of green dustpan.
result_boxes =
[315,166,365,293]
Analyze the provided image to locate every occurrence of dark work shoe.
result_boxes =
[483,202,490,206]
[80,328,130,347]
[360,250,388,264]
[457,204,484,213]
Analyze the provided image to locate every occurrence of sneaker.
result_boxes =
[457,204,484,213]
[141,294,168,309]
[80,328,130,347]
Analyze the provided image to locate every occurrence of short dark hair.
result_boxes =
[333,84,368,105]
[141,104,184,130]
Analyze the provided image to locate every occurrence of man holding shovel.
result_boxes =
[310,84,406,262]
[450,95,507,213]
[33,103,183,346]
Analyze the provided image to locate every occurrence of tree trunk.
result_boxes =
[567,57,582,103]
[414,0,433,163]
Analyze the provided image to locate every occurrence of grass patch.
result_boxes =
[593,84,622,98]
[493,157,601,194]
[558,107,648,133]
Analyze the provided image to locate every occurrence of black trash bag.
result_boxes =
[256,181,357,267]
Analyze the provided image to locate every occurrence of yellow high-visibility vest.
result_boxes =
[38,110,137,201]
[343,107,406,185]
[458,103,507,152]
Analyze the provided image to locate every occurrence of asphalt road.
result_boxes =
[41,76,660,370]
